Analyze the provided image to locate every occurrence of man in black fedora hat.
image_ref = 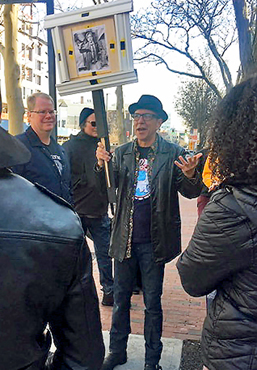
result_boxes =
[63,107,114,307]
[96,94,202,370]
[0,126,104,370]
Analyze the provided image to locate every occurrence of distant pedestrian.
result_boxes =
[177,77,257,370]
[196,148,211,217]
[63,107,114,306]
[196,149,217,311]
[96,94,202,370]
[12,92,72,203]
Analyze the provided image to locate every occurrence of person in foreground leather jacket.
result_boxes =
[177,77,257,370]
[0,126,104,370]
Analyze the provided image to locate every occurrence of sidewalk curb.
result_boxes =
[102,331,183,370]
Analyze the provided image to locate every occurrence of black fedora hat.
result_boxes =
[0,126,31,169]
[128,95,168,122]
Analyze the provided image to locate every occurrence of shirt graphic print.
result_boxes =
[51,154,63,175]
[43,141,63,176]
[135,158,150,200]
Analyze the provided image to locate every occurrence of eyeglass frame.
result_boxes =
[30,110,57,116]
[86,120,97,127]
[131,113,159,121]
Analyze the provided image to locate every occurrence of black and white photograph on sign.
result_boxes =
[73,25,110,74]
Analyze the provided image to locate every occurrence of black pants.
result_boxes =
[80,214,113,294]
[109,242,165,366]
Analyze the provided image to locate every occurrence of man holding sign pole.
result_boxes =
[96,94,202,370]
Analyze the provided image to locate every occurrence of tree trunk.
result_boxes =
[115,85,126,145]
[0,89,2,114]
[4,5,24,135]
[232,0,257,79]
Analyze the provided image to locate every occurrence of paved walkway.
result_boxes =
[102,332,183,370]
[90,195,206,342]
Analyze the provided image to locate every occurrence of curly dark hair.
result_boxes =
[209,77,257,185]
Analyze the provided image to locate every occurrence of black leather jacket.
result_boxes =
[110,135,202,263]
[177,185,257,370]
[0,169,104,370]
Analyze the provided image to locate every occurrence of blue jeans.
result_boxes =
[109,242,165,366]
[80,214,113,294]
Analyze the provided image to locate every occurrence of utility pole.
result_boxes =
[46,0,57,139]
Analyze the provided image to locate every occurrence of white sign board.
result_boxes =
[44,0,137,96]
[1,0,46,3]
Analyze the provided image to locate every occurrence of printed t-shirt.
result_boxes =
[132,146,152,244]
[43,140,63,175]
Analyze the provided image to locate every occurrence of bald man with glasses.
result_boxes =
[12,92,72,203]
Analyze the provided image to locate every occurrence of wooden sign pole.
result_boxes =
[92,89,116,213]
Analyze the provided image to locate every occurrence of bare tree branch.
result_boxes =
[131,0,237,97]
[232,0,257,78]
[135,52,222,99]
[92,0,108,4]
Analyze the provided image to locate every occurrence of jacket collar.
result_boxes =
[25,126,51,147]
[123,141,135,176]
[25,126,65,161]
[231,185,257,228]
[76,130,99,142]
[151,135,170,181]
[123,134,170,154]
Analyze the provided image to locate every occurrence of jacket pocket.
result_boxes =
[72,173,87,190]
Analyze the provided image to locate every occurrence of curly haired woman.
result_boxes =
[177,77,257,370]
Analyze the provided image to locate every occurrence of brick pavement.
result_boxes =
[90,195,206,342]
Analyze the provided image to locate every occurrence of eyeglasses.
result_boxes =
[131,113,158,121]
[86,120,97,127]
[30,110,57,116]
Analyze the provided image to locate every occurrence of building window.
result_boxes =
[21,43,25,58]
[36,75,41,85]
[36,60,41,70]
[28,48,33,61]
[26,24,32,35]
[21,45,25,59]
[26,68,32,82]
[37,45,42,56]
[21,65,25,79]
[80,96,84,104]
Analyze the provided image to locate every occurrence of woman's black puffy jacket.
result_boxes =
[177,185,257,370]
